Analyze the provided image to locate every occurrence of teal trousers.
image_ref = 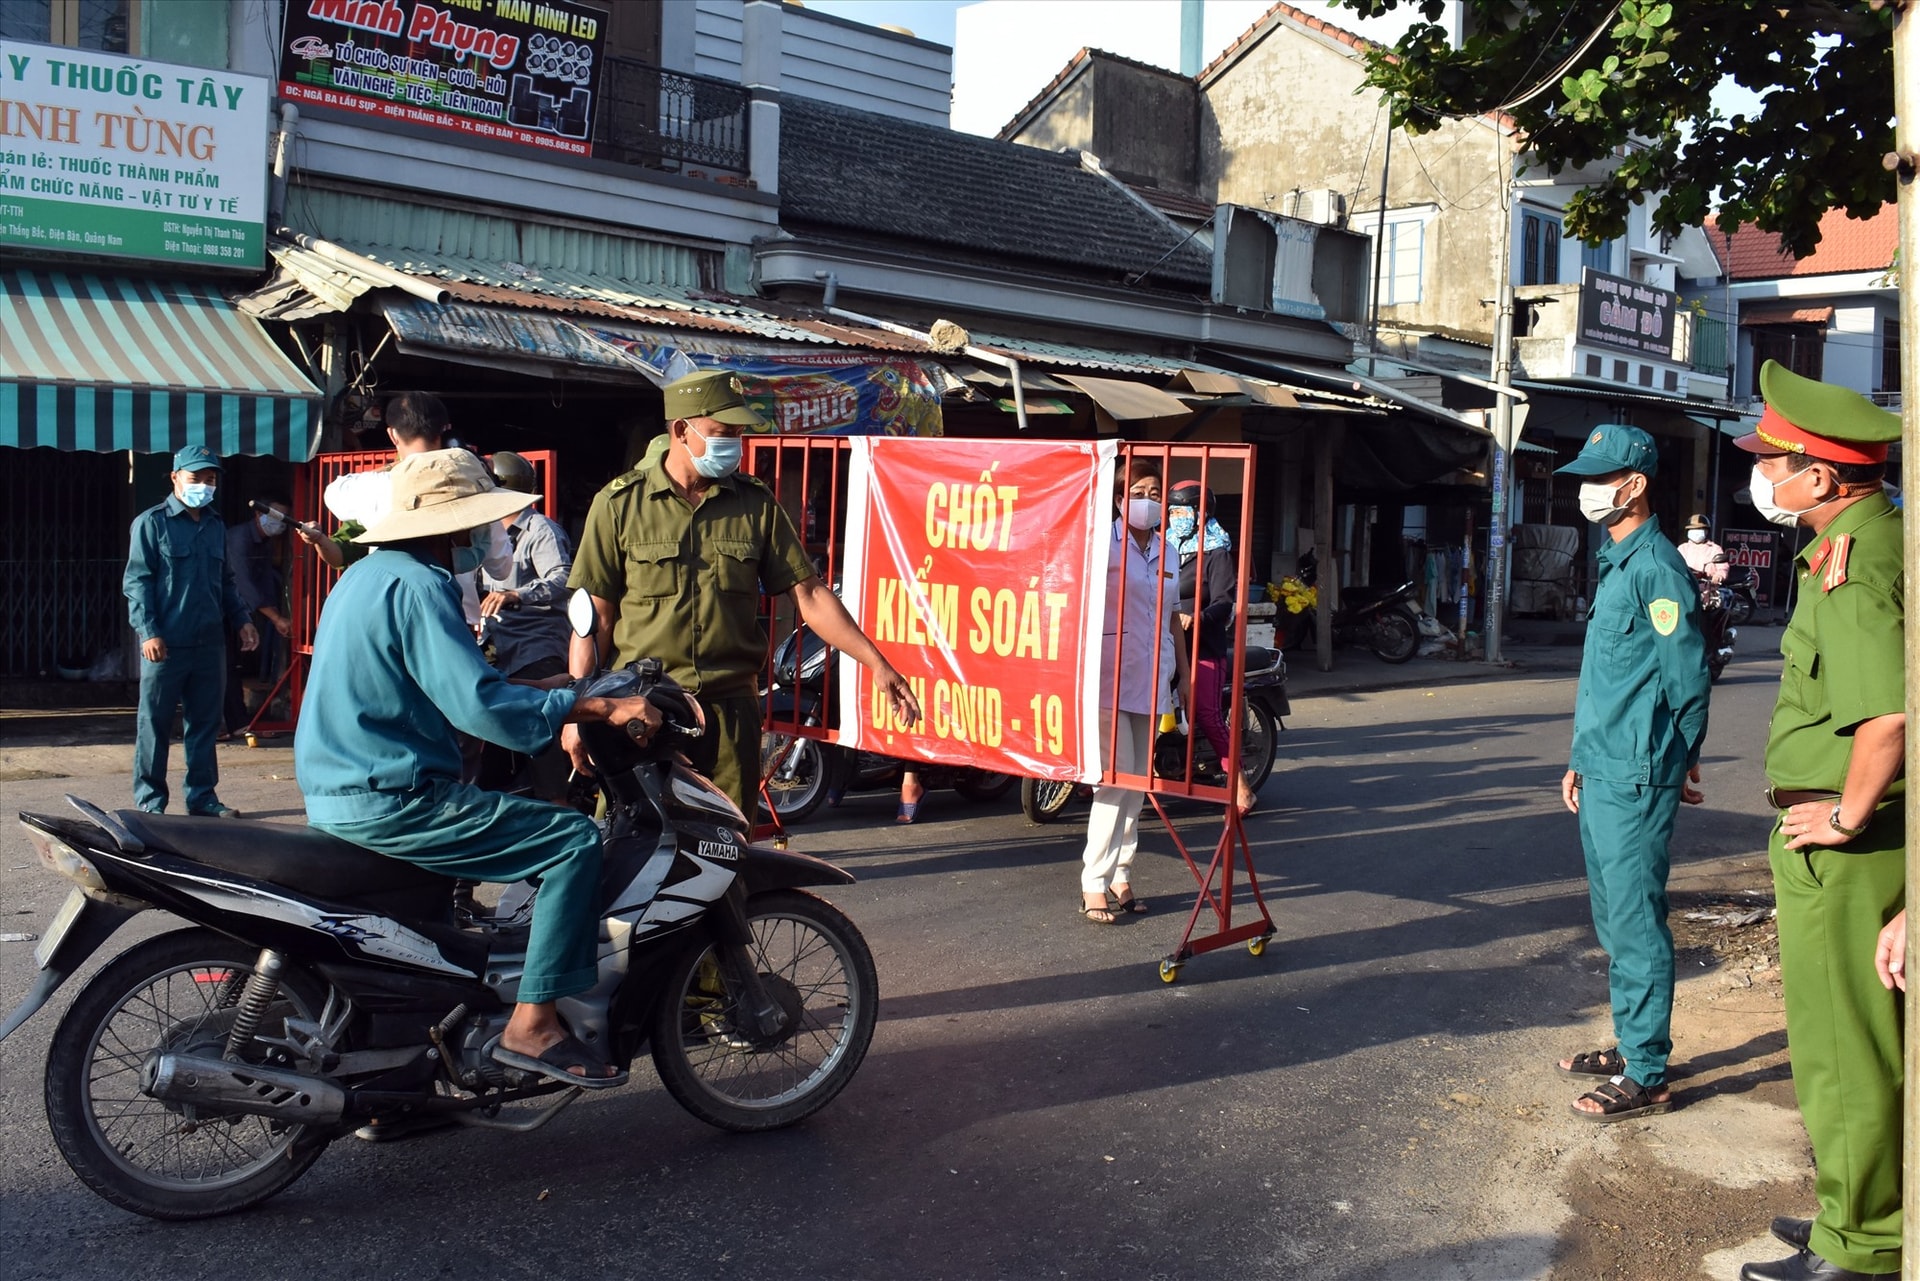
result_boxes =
[1772,809,1905,1275]
[134,642,225,813]
[1576,777,1681,1087]
[314,780,603,1003]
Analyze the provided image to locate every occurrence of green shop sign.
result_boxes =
[0,41,269,270]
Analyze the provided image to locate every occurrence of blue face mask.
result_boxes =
[1164,507,1198,547]
[451,521,494,575]
[688,425,743,479]
[180,482,217,509]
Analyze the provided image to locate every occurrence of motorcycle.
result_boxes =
[1277,548,1422,664]
[1724,564,1758,627]
[1698,574,1738,683]
[1020,645,1290,824]
[761,623,1016,822]
[1,601,878,1221]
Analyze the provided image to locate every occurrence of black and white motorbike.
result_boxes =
[1,597,878,1221]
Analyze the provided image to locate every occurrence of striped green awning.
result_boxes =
[1,271,322,460]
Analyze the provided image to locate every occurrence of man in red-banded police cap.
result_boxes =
[1732,360,1904,1281]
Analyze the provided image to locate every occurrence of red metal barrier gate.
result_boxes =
[750,436,1275,981]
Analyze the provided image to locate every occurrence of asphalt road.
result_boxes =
[0,636,1787,1280]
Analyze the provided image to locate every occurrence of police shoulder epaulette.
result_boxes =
[602,467,647,496]
[1820,533,1853,593]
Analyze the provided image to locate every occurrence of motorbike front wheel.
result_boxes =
[1021,777,1079,824]
[1369,608,1420,664]
[651,889,878,1132]
[759,730,831,822]
[1728,592,1754,627]
[44,928,335,1220]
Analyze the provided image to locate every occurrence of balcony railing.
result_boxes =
[1689,314,1730,375]
[592,58,750,177]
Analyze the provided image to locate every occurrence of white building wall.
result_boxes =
[694,0,952,124]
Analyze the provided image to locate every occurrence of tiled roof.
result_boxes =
[1130,183,1216,221]
[780,96,1214,288]
[1710,205,1897,279]
[996,46,1189,142]
[1200,1,1379,84]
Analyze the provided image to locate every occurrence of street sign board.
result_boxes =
[0,41,269,269]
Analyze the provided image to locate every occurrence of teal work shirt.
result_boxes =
[1570,517,1712,786]
[296,548,575,825]
[123,497,250,648]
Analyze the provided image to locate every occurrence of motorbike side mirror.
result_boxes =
[567,589,604,672]
[1711,552,1729,564]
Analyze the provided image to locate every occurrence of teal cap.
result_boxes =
[172,444,222,472]
[1554,423,1658,479]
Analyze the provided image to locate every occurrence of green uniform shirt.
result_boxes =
[1764,491,1905,797]
[569,458,815,699]
[1570,517,1712,786]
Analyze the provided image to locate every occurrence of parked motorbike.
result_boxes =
[761,623,1016,822]
[1019,645,1290,823]
[1278,549,1422,664]
[1724,564,1758,627]
[1,603,878,1221]
[1697,574,1738,683]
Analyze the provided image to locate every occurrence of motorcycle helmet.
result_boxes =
[1167,479,1213,518]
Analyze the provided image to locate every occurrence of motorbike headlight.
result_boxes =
[24,824,108,893]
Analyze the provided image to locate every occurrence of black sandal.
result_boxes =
[1570,1075,1672,1123]
[1107,890,1149,915]
[1555,1047,1625,1078]
[490,1034,628,1090]
[1080,902,1119,925]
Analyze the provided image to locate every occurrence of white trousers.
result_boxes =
[1080,709,1153,895]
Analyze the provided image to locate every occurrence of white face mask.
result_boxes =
[1749,463,1833,528]
[1126,497,1161,531]
[1577,479,1631,526]
[1685,529,1706,543]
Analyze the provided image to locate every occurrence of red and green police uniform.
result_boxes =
[1560,425,1712,1094]
[568,372,814,814]
[1742,361,1904,1279]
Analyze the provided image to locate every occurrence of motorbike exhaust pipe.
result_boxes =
[141,1052,347,1125]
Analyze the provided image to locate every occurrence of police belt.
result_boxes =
[1765,786,1841,810]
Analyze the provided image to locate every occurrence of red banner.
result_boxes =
[838,439,1114,780]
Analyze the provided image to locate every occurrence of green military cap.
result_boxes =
[1734,360,1898,464]
[1555,423,1659,478]
[662,369,765,428]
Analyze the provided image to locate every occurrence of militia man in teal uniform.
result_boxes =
[1553,424,1711,1122]
[565,370,920,814]
[1734,362,1903,1281]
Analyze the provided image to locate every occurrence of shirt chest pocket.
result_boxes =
[1590,604,1635,663]
[708,538,760,597]
[1779,635,1820,713]
[163,521,213,566]
[624,540,680,600]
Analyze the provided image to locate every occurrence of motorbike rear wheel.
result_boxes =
[759,730,830,822]
[1236,699,1279,792]
[651,889,877,1132]
[44,928,335,1220]
[1020,777,1079,824]
[1369,608,1420,664]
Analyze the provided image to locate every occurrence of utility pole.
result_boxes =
[1890,8,1918,1274]
[1485,129,1525,664]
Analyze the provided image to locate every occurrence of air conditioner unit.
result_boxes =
[1285,189,1348,228]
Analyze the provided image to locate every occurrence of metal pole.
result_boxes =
[1890,7,1919,1274]
[1486,129,1518,664]
[1367,129,1393,375]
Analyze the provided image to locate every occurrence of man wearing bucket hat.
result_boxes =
[123,445,258,817]
[1732,361,1903,1281]
[567,369,921,815]
[1552,424,1711,1123]
[296,449,663,1089]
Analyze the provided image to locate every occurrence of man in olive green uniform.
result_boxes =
[1735,362,1904,1281]
[1553,424,1712,1122]
[565,370,920,814]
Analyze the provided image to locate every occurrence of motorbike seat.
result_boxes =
[113,811,457,902]
[1341,581,1416,608]
[1243,645,1281,673]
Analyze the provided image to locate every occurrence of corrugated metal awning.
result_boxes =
[379,298,665,383]
[1057,374,1195,422]
[2,271,322,459]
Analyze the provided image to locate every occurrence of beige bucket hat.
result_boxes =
[353,449,534,544]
